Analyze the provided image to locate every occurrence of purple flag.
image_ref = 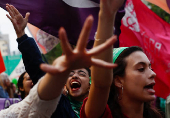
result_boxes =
[0,0,125,48]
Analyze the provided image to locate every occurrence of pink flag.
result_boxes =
[119,0,170,99]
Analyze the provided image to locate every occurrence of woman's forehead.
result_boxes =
[72,68,88,73]
[24,73,30,78]
[126,51,150,66]
[24,73,28,76]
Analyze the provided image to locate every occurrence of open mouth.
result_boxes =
[144,82,155,94]
[70,80,81,91]
[144,84,154,89]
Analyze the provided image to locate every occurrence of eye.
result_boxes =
[78,72,86,77]
[137,68,145,72]
[69,72,74,77]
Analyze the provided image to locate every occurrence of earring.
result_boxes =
[63,89,68,96]
[122,86,123,96]
[118,86,123,100]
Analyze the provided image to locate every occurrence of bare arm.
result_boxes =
[84,0,124,117]
[6,4,45,85]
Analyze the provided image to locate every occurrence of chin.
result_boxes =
[144,95,156,102]
[69,93,81,98]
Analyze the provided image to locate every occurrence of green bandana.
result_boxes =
[113,47,128,63]
[89,77,91,84]
[68,95,83,118]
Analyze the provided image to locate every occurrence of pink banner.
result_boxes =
[119,0,170,99]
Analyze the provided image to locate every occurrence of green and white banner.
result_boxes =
[3,55,25,81]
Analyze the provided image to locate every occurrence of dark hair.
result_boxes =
[85,68,91,77]
[17,71,27,99]
[108,46,162,118]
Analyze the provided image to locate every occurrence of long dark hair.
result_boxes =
[108,46,162,118]
[17,72,27,99]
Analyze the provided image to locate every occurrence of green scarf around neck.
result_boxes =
[68,95,83,118]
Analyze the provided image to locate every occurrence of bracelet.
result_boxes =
[94,32,114,41]
[94,32,100,41]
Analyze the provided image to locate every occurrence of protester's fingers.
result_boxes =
[11,5,20,15]
[6,5,15,18]
[76,15,93,51]
[91,58,117,69]
[6,14,12,22]
[25,12,30,20]
[40,64,59,75]
[6,4,10,9]
[6,6,15,18]
[59,27,73,56]
[9,5,16,16]
[88,35,117,56]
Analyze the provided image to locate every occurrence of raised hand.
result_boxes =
[6,4,30,38]
[99,0,125,19]
[40,16,117,75]
[82,0,125,117]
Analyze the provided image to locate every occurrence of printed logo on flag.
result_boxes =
[122,0,140,32]
[37,30,60,53]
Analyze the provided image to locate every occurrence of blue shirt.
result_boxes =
[0,86,9,98]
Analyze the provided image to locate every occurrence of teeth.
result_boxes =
[71,81,79,85]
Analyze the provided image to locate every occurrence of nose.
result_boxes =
[72,73,79,79]
[149,69,156,79]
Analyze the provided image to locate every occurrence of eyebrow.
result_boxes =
[78,70,87,75]
[136,62,151,67]
[70,70,87,75]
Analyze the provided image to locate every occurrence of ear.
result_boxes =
[88,83,91,90]
[19,87,24,92]
[63,85,67,91]
[114,75,124,88]
[62,85,68,96]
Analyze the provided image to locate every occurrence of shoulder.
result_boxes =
[80,97,113,118]
[23,77,61,117]
[0,78,61,118]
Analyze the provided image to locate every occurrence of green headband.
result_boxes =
[89,47,128,84]
[113,47,128,63]
[89,77,91,84]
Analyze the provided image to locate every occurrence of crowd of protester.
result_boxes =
[0,0,169,118]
